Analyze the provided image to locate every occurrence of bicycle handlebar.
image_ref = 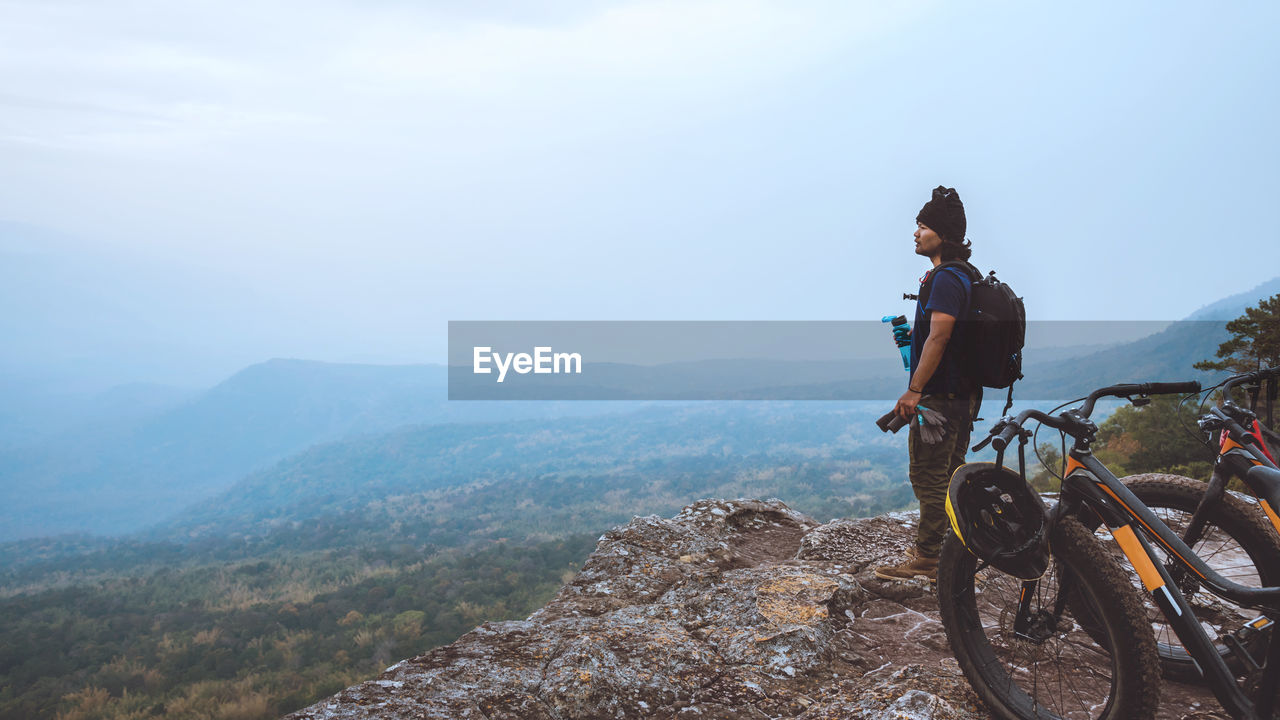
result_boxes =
[992,420,1025,451]
[1222,366,1279,399]
[978,409,1058,451]
[1143,381,1205,395]
[1080,381,1202,417]
[978,380,1202,452]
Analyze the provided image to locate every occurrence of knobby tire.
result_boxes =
[938,516,1161,720]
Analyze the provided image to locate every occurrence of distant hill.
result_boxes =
[0,360,621,540]
[0,378,194,450]
[1019,276,1278,397]
[157,402,904,542]
[4,277,1275,541]
[1016,320,1230,399]
[448,279,1280,402]
[1187,276,1280,320]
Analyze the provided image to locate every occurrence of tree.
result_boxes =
[1028,443,1062,493]
[1194,293,1280,373]
[1094,394,1214,477]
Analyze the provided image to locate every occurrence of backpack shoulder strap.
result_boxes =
[938,260,981,282]
[919,261,979,309]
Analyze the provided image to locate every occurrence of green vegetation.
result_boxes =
[0,404,915,720]
[1195,293,1280,374]
[0,533,595,720]
[1028,442,1064,492]
[1093,394,1215,479]
[1027,393,1216,493]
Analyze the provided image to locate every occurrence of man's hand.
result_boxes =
[896,388,922,421]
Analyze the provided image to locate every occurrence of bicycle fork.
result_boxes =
[1179,468,1232,550]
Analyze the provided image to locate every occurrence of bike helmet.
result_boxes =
[946,462,1049,580]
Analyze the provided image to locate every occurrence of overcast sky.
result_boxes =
[1,0,1277,387]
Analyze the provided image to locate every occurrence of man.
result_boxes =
[874,186,980,583]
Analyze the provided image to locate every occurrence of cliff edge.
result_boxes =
[285,499,1221,720]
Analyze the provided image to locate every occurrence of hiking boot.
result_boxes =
[874,550,939,583]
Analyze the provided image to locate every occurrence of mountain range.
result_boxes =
[0,276,1275,542]
[0,361,621,540]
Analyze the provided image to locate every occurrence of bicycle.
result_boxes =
[1097,367,1280,681]
[938,380,1280,720]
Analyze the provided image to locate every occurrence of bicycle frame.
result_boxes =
[1057,448,1280,720]
[960,380,1280,718]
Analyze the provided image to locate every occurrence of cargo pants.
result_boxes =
[908,390,980,558]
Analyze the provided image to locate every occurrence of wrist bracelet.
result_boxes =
[908,386,923,394]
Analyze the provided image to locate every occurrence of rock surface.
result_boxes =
[285,499,1224,720]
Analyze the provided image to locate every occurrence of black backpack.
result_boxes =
[916,261,1026,412]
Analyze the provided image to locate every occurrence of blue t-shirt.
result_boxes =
[909,266,971,395]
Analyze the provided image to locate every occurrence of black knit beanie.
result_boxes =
[916,186,966,243]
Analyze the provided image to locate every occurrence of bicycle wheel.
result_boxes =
[1117,473,1280,683]
[938,516,1161,720]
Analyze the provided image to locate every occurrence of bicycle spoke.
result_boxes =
[968,559,1120,718]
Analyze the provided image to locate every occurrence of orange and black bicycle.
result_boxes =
[1112,367,1280,682]
[939,380,1280,720]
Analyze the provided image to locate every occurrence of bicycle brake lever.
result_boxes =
[972,415,1013,448]
[973,418,1009,452]
[1222,402,1257,423]
[1197,415,1225,433]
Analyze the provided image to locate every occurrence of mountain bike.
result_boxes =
[1100,367,1280,681]
[939,381,1280,720]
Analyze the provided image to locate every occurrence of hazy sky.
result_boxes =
[2,0,1278,387]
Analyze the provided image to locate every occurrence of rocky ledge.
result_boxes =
[285,499,1222,720]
